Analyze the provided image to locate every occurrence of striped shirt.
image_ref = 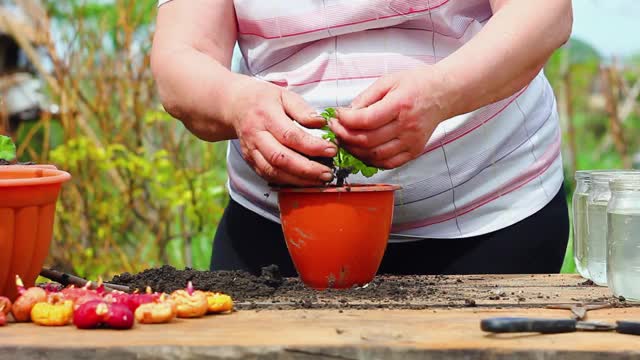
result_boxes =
[158,0,564,241]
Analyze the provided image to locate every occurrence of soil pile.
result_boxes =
[110,265,283,299]
[109,265,622,310]
[110,265,450,309]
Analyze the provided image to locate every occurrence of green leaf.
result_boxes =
[317,108,382,183]
[0,135,16,161]
[320,108,337,121]
[360,165,379,178]
[321,125,336,142]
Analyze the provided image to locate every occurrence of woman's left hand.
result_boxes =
[328,66,450,170]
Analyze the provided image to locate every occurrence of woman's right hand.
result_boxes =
[152,0,336,187]
[227,76,337,186]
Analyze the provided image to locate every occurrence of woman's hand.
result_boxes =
[228,77,337,186]
[328,67,449,169]
[329,0,572,171]
[152,0,336,186]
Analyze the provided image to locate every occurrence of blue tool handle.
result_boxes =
[481,317,577,334]
[616,321,640,336]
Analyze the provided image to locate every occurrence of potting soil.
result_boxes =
[109,265,625,310]
[109,265,447,309]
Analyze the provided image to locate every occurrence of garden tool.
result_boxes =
[480,317,640,335]
[545,302,611,320]
[481,302,640,335]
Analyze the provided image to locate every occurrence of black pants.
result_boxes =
[211,185,570,275]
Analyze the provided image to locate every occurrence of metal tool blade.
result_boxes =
[576,321,617,331]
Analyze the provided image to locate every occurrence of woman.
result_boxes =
[151,0,573,275]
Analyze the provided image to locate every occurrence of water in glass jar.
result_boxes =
[607,212,640,301]
[573,192,589,278]
[586,201,608,285]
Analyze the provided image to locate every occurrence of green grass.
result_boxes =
[560,231,576,273]
[560,199,577,274]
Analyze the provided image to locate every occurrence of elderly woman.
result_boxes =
[151,0,574,275]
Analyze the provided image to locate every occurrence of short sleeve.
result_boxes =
[158,0,173,6]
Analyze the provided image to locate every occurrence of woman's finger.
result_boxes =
[350,75,395,109]
[340,145,370,163]
[336,93,399,130]
[268,110,337,158]
[328,117,400,148]
[254,131,334,182]
[368,138,408,162]
[344,138,409,168]
[250,149,328,186]
[379,151,413,169]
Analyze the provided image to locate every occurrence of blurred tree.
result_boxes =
[5,0,230,279]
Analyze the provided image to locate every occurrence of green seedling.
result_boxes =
[319,108,381,186]
[0,135,16,162]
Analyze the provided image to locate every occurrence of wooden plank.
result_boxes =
[2,308,640,359]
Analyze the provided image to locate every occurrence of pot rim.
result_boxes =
[273,183,401,193]
[0,165,71,187]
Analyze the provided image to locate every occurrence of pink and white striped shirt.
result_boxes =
[159,0,564,241]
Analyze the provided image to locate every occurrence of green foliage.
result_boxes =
[14,0,640,278]
[7,1,231,280]
[0,135,16,161]
[48,125,227,278]
[560,191,576,274]
[319,108,381,184]
[564,37,602,63]
[44,0,157,50]
[543,38,640,274]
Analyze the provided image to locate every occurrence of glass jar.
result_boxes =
[607,176,640,301]
[586,171,640,286]
[572,171,591,279]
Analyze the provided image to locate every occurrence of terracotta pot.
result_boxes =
[276,184,400,290]
[0,165,71,300]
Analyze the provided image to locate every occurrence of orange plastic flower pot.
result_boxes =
[276,184,400,290]
[0,165,71,301]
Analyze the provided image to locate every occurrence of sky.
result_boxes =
[570,0,640,58]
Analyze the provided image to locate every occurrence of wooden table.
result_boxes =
[2,274,640,360]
